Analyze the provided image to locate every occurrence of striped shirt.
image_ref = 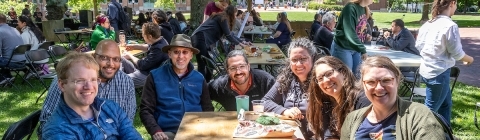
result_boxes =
[38,71,136,133]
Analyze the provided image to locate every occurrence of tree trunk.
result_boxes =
[190,0,208,28]
[464,0,468,13]
[420,0,430,22]
[93,0,98,17]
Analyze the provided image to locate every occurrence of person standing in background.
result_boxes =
[203,0,230,23]
[22,4,31,17]
[33,8,43,22]
[107,0,121,42]
[415,0,474,125]
[330,0,373,76]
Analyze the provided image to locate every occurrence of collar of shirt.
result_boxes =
[229,74,253,95]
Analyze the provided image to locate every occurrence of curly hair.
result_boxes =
[430,0,456,22]
[307,56,362,139]
[276,38,319,94]
[142,22,161,39]
[152,10,168,24]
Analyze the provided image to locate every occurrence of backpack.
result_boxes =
[168,18,182,35]
[111,2,130,31]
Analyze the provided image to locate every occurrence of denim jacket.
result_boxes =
[42,95,142,140]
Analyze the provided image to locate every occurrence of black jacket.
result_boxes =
[313,26,334,48]
[168,17,182,34]
[159,22,174,44]
[208,69,275,111]
[137,39,169,75]
[191,15,241,47]
[310,20,322,39]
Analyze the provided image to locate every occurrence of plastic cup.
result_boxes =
[371,41,377,49]
[251,100,265,113]
[235,95,249,114]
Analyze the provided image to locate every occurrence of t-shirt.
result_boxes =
[354,112,397,140]
[276,22,291,40]
[204,2,222,16]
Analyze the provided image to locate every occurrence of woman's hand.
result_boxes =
[110,27,114,31]
[152,132,169,140]
[282,107,303,119]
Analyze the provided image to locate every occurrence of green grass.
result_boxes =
[1,77,480,139]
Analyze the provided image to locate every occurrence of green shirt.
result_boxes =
[90,25,115,50]
[333,2,368,54]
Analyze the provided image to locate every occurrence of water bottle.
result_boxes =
[119,30,126,46]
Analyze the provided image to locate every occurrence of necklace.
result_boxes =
[368,102,397,123]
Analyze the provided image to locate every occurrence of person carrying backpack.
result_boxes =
[107,0,130,42]
[166,11,182,35]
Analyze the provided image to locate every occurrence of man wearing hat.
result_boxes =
[139,34,214,140]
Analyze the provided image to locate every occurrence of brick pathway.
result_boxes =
[455,28,480,87]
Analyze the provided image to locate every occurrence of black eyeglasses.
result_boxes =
[94,53,121,63]
[315,69,335,83]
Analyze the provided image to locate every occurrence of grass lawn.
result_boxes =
[181,12,480,28]
[0,76,480,139]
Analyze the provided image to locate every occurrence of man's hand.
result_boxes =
[282,107,304,119]
[383,31,391,38]
[125,44,139,51]
[153,132,169,140]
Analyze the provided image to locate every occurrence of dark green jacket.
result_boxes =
[333,2,368,54]
[90,25,115,50]
[340,97,446,140]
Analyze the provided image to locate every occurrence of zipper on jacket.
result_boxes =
[179,81,185,112]
[91,101,107,140]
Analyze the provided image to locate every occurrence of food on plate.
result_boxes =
[273,55,285,59]
[269,48,281,53]
[233,120,296,138]
[256,115,280,125]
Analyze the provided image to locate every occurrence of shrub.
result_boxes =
[307,2,344,11]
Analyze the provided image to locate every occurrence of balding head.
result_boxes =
[95,39,120,55]
[0,14,6,23]
[93,39,121,81]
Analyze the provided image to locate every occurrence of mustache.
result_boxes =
[234,73,245,77]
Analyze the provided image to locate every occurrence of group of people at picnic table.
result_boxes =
[0,0,475,139]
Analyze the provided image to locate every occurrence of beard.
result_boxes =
[233,73,249,85]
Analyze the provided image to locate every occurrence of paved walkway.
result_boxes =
[454,28,480,87]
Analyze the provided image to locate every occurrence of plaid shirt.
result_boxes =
[38,71,136,132]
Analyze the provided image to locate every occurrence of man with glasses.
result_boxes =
[140,34,214,140]
[208,50,275,111]
[41,52,142,139]
[38,39,136,137]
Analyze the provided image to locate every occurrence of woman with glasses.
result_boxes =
[307,56,370,140]
[262,38,319,139]
[90,14,115,50]
[341,56,446,139]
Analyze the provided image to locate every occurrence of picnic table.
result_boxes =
[54,29,93,43]
[244,26,273,42]
[86,44,145,57]
[176,111,304,140]
[240,43,286,75]
[365,45,421,67]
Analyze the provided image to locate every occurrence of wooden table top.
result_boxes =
[86,46,144,56]
[175,111,304,140]
[55,29,93,34]
[240,43,286,65]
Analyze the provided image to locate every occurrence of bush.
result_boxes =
[307,2,344,11]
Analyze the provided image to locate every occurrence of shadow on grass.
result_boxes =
[0,79,52,138]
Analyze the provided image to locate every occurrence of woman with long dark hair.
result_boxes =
[307,56,370,139]
[90,14,115,50]
[265,12,292,48]
[175,11,187,32]
[191,5,249,82]
[136,12,147,26]
[17,15,45,50]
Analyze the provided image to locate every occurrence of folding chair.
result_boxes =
[49,45,68,70]
[0,44,32,89]
[305,28,311,40]
[2,110,41,140]
[25,49,54,103]
[201,55,225,80]
[207,51,225,69]
[409,67,460,102]
[290,31,296,38]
